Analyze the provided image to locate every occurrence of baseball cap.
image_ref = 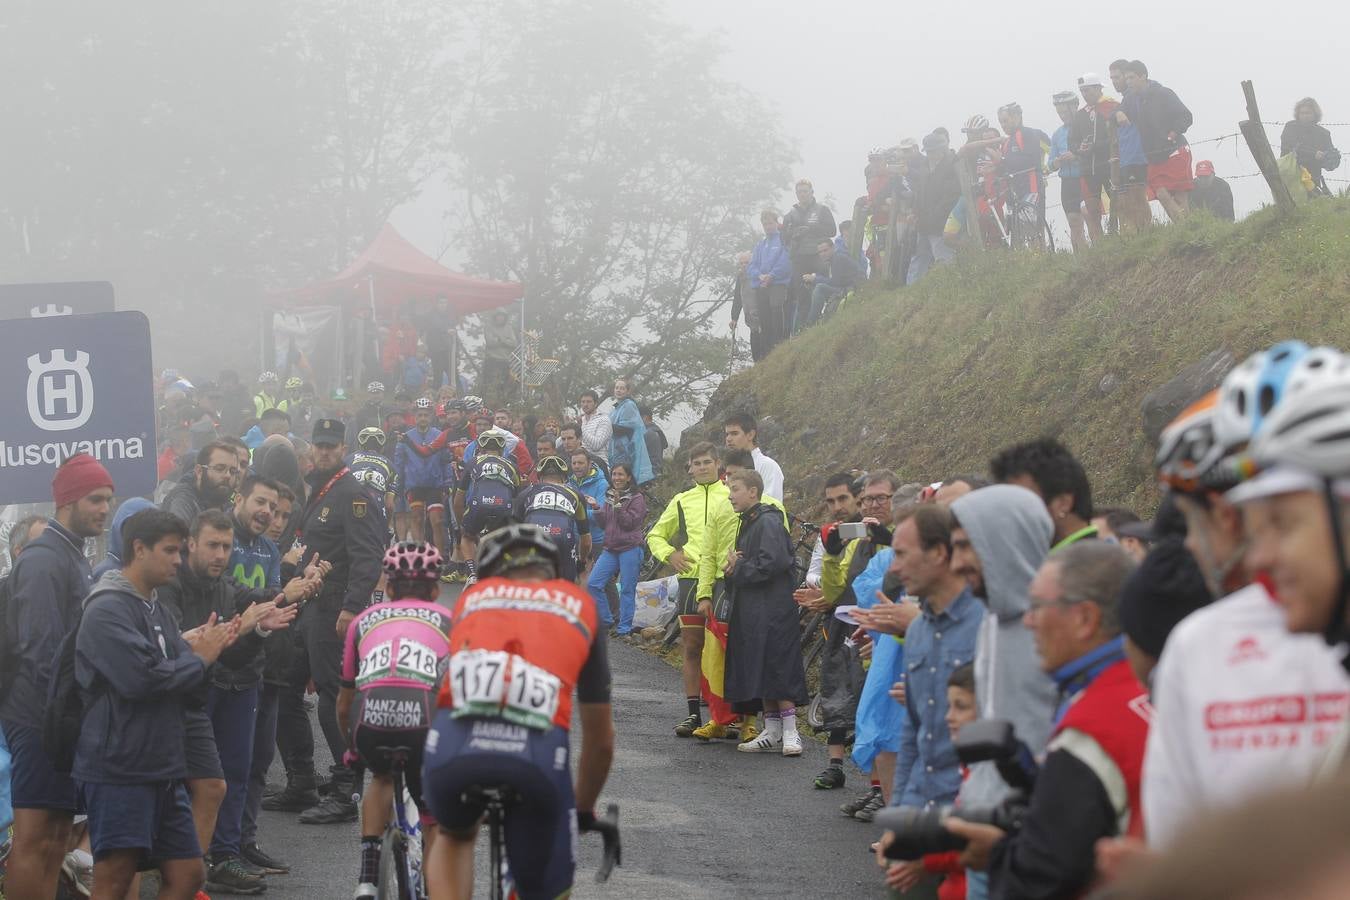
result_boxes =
[922,132,949,150]
[1078,72,1104,89]
[1195,160,1216,176]
[312,418,346,446]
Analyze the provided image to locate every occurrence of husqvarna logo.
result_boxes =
[26,350,94,431]
[29,304,73,318]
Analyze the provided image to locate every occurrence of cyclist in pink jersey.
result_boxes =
[338,542,452,899]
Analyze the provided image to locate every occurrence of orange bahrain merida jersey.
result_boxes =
[438,577,599,731]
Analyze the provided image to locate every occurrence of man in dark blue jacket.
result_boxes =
[160,508,306,894]
[0,454,111,900]
[74,508,237,900]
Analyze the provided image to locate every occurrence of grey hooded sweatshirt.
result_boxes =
[950,484,1056,810]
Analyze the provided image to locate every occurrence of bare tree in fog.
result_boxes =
[449,0,794,414]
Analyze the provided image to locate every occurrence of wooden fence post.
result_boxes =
[1239,79,1296,213]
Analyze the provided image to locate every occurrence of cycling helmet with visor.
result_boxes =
[475,524,561,580]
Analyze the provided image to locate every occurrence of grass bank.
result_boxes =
[698,199,1350,511]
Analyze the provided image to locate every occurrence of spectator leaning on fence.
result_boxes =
[1280,97,1342,196]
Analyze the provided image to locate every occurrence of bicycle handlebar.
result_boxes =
[580,803,621,882]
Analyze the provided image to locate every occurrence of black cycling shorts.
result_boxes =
[352,686,433,818]
[463,507,511,539]
[406,487,446,510]
[422,713,575,900]
[1060,175,1084,212]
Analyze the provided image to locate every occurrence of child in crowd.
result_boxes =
[881,663,976,898]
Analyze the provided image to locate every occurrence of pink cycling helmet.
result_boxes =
[382,541,443,581]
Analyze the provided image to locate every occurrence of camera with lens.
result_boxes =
[875,719,1038,861]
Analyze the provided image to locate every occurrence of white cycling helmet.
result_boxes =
[1248,351,1350,479]
[258,370,278,384]
[1213,340,1311,456]
[414,397,433,409]
[367,381,386,394]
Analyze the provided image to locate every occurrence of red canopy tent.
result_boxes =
[269,223,523,393]
[280,222,522,313]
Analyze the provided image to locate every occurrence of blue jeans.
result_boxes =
[587,547,642,634]
[807,283,845,326]
[206,684,259,859]
[906,233,956,284]
[966,869,989,900]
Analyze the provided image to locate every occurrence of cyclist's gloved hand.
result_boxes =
[576,809,598,832]
[342,749,360,769]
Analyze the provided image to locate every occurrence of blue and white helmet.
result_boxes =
[1213,341,1311,456]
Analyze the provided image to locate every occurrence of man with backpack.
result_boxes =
[0,454,112,900]
[73,507,239,900]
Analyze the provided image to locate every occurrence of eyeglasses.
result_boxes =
[204,463,242,477]
[859,493,893,505]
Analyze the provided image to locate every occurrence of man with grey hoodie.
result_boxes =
[944,484,1055,900]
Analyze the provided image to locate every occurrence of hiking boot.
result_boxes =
[206,856,267,895]
[853,789,887,823]
[674,713,701,737]
[692,721,728,741]
[814,764,846,790]
[241,842,290,875]
[736,732,783,753]
[299,792,358,824]
[299,769,358,824]
[782,732,804,757]
[841,786,880,818]
[261,780,319,812]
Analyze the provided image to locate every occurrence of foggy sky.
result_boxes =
[394,0,1350,252]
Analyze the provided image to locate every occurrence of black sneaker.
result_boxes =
[242,841,290,875]
[298,793,358,825]
[813,764,846,790]
[840,786,880,818]
[206,856,268,895]
[674,713,701,737]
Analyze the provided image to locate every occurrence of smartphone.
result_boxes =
[837,521,868,541]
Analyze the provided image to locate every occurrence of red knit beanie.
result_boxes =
[52,453,114,507]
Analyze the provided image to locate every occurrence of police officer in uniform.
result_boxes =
[279,418,387,824]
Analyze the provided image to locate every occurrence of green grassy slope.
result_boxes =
[701,200,1350,511]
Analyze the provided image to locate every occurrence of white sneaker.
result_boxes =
[782,732,803,757]
[62,849,95,897]
[354,882,378,899]
[737,732,783,753]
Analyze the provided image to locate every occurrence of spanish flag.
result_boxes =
[684,614,736,726]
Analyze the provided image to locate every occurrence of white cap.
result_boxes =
[1078,72,1104,89]
[1226,464,1350,504]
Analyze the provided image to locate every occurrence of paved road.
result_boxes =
[222,639,887,897]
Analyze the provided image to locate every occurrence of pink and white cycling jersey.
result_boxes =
[341,599,453,694]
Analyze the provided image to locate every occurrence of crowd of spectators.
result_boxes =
[731,63,1342,362]
[638,336,1350,899]
[0,346,677,897]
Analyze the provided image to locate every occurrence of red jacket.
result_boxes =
[1052,659,1151,839]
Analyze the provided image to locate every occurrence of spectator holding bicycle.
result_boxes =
[337,542,453,900]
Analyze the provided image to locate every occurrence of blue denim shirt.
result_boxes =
[892,586,983,809]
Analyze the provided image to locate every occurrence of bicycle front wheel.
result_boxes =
[377,827,409,900]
